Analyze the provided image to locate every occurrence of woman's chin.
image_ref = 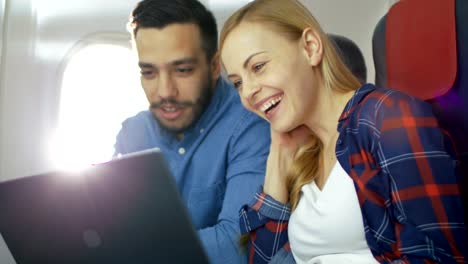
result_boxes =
[271,121,297,134]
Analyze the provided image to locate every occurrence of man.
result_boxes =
[329,34,367,84]
[114,0,270,263]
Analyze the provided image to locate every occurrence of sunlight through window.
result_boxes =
[50,44,147,170]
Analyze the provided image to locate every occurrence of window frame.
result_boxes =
[51,32,145,169]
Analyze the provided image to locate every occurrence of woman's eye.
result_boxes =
[233,80,243,90]
[252,62,266,73]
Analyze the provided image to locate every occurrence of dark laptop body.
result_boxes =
[0,149,210,264]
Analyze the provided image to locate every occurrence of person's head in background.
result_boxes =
[219,0,361,208]
[328,34,367,85]
[128,0,220,138]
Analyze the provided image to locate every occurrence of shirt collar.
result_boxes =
[338,84,376,129]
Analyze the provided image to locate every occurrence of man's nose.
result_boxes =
[157,73,178,99]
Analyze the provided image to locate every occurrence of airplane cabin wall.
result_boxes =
[0,0,4,179]
[1,0,45,182]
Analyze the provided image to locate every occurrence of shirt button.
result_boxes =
[200,128,204,134]
[337,139,342,145]
[178,148,186,155]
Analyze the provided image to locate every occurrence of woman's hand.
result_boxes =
[263,125,311,203]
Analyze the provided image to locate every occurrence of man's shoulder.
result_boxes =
[220,88,268,132]
[218,78,263,118]
[121,110,153,125]
[114,110,159,155]
[119,110,157,135]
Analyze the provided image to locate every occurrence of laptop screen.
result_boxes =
[0,149,210,264]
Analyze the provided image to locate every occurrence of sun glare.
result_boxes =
[50,44,147,171]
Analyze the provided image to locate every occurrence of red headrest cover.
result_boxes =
[386,0,457,100]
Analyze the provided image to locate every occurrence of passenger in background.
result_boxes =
[114,0,270,263]
[220,0,466,263]
[329,34,367,84]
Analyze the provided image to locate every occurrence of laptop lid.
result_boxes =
[0,149,210,264]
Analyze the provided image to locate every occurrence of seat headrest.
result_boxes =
[374,0,457,100]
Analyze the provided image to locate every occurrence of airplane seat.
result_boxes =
[372,0,468,224]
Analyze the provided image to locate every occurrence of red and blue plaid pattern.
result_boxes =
[240,84,467,263]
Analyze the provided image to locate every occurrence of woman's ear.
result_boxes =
[301,28,323,66]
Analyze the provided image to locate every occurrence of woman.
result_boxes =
[220,0,467,263]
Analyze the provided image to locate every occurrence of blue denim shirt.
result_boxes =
[114,78,270,263]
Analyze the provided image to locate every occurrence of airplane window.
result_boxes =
[50,44,147,170]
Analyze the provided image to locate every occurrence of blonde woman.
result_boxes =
[220,0,467,263]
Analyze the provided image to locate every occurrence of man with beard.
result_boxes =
[113,0,270,263]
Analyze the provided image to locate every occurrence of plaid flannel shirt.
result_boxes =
[239,84,467,264]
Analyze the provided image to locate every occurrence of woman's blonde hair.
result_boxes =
[220,0,361,210]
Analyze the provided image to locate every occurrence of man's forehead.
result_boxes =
[135,24,203,48]
[135,24,206,65]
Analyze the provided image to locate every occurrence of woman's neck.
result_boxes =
[304,88,354,145]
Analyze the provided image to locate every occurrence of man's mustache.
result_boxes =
[150,98,195,109]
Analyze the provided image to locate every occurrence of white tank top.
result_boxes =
[288,161,379,264]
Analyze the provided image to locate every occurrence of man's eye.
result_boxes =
[176,68,193,73]
[140,71,154,77]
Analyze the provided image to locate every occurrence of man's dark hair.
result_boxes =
[129,0,218,61]
[329,34,367,84]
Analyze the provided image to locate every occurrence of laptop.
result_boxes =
[0,149,210,264]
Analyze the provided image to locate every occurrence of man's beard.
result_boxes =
[150,74,214,135]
